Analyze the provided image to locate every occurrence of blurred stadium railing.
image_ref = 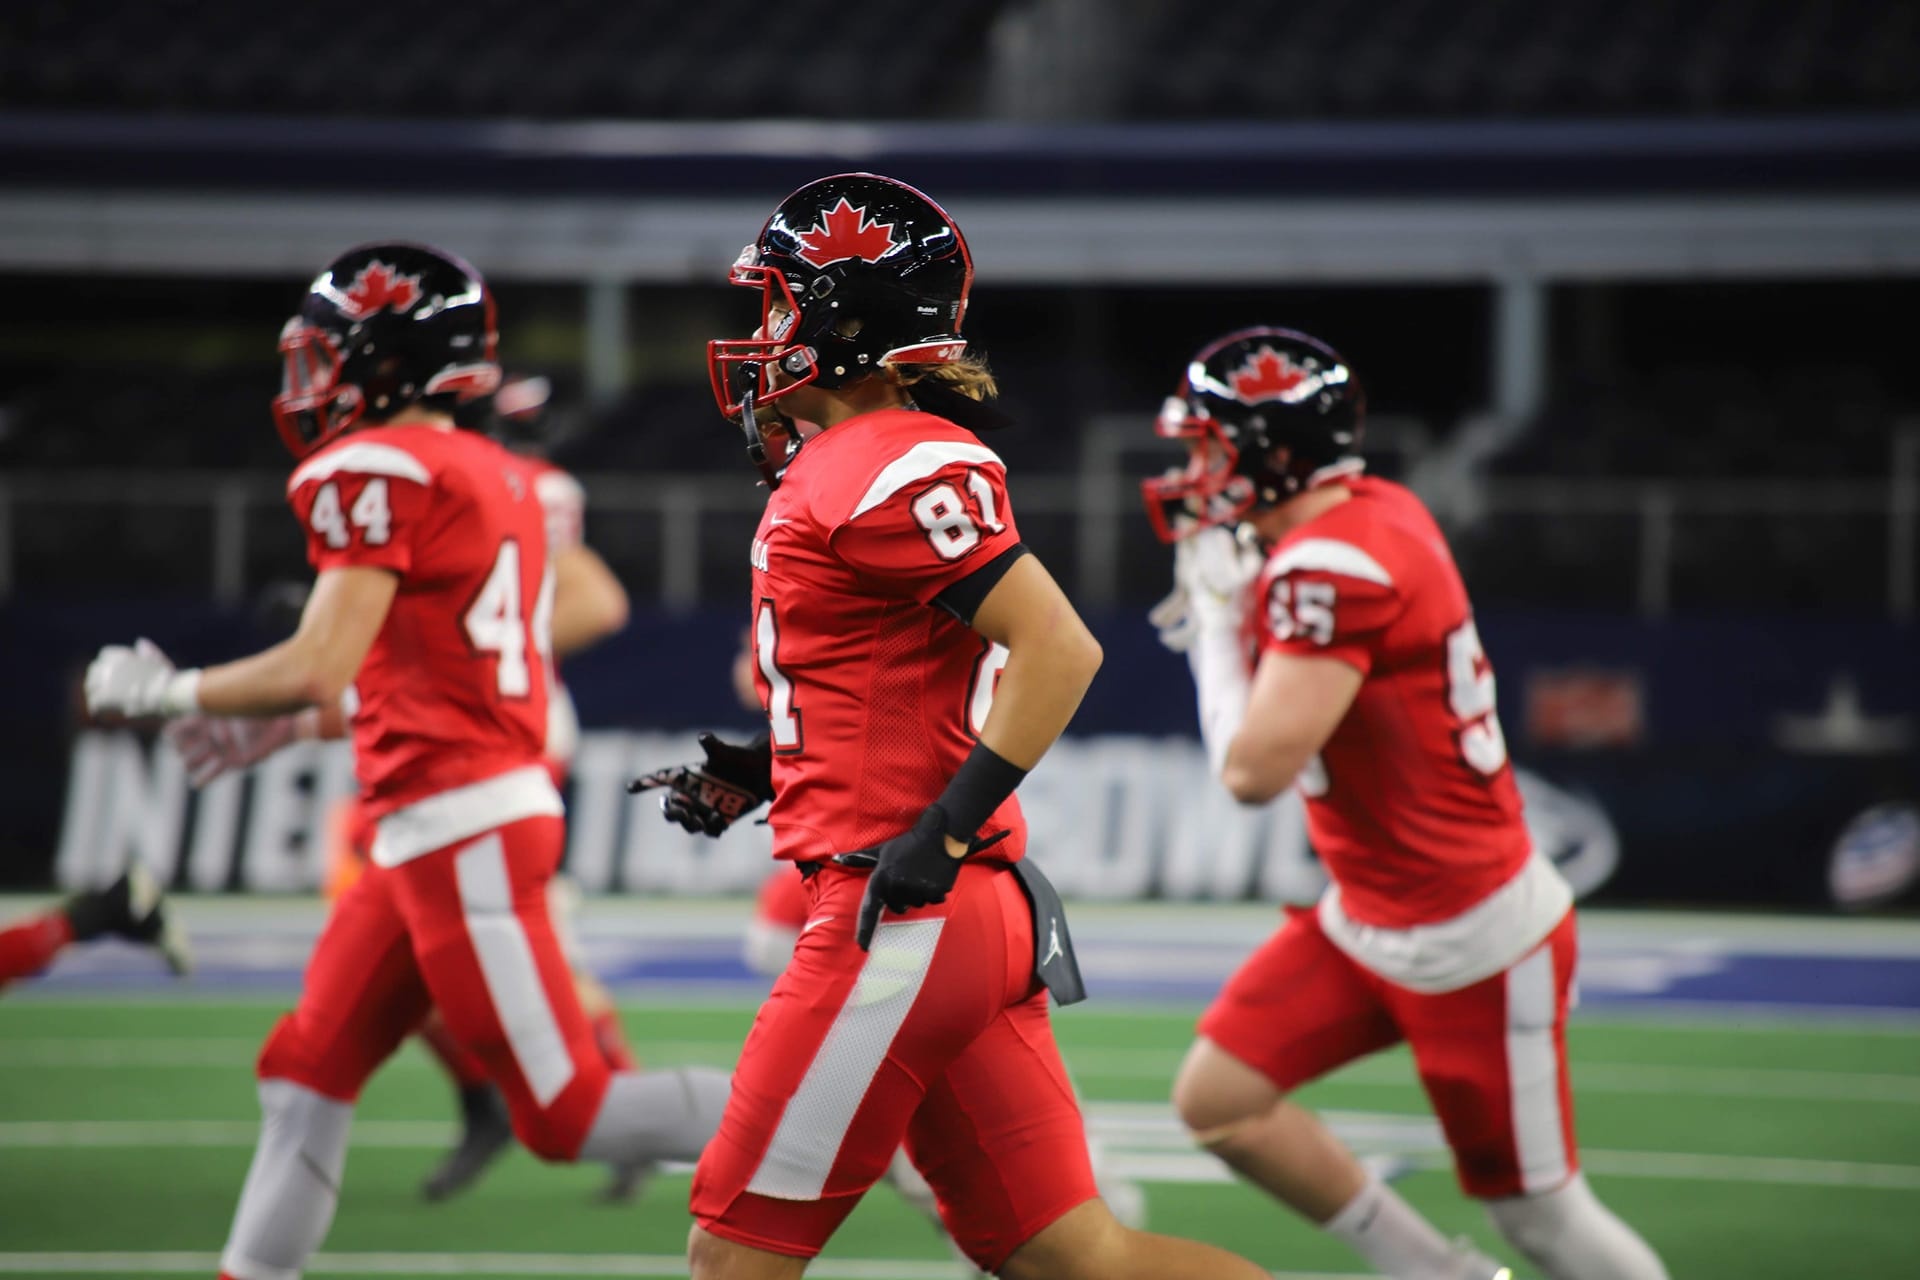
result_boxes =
[2,452,1915,617]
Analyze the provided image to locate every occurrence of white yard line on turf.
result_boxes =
[6,1115,1919,1193]
[12,1036,1918,1107]
[0,1254,1369,1279]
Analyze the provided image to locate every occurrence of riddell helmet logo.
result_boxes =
[339,261,424,320]
[1227,346,1312,405]
[792,198,903,269]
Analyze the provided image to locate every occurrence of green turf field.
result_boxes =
[2,997,1916,1277]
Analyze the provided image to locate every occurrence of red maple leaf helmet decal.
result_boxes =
[1227,345,1313,405]
[791,197,902,269]
[338,260,424,320]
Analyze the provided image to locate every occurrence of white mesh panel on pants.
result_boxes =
[747,917,945,1201]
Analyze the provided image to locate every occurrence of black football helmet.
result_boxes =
[708,172,973,428]
[1141,327,1365,543]
[272,241,501,460]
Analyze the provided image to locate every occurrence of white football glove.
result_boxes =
[1152,524,1266,652]
[1149,585,1197,653]
[164,712,308,787]
[85,638,201,720]
[1178,525,1265,628]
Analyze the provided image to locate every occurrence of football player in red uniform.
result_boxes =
[707,627,1149,1268]
[0,865,189,990]
[85,242,729,1280]
[171,373,646,1205]
[635,174,1267,1280]
[421,372,646,1201]
[1146,329,1668,1280]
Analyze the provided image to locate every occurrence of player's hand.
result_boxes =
[85,638,198,720]
[164,713,304,787]
[628,732,774,837]
[1149,583,1196,652]
[1177,525,1263,630]
[836,805,1010,950]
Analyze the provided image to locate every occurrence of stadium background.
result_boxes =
[3,2,1919,1277]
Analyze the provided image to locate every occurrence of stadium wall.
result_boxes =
[8,604,1914,910]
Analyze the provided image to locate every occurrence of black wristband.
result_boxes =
[936,741,1028,841]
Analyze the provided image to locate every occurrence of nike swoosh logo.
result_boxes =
[767,513,793,526]
[800,915,835,936]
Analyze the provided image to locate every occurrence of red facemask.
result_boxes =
[707,259,820,421]
[1140,395,1258,544]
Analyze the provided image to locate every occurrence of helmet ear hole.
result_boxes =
[831,316,864,339]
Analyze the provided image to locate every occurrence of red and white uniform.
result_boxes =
[750,414,1024,866]
[290,427,552,838]
[693,409,1095,1269]
[324,453,585,895]
[1201,475,1580,1198]
[262,425,612,1160]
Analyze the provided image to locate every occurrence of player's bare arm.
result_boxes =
[966,555,1103,779]
[1220,649,1362,805]
[86,565,396,723]
[196,566,398,715]
[839,551,1101,946]
[549,541,628,657]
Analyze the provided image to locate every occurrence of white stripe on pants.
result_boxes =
[454,833,575,1107]
[748,918,945,1201]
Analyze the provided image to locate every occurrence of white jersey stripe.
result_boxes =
[1506,941,1571,1193]
[287,441,432,493]
[850,442,1002,520]
[455,833,576,1107]
[747,917,946,1200]
[1269,537,1394,587]
[371,764,563,868]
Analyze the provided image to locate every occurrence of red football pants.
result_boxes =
[1200,906,1581,1199]
[693,861,1097,1273]
[256,815,611,1160]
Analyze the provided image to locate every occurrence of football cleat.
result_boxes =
[596,1158,655,1205]
[420,1085,514,1202]
[65,864,192,976]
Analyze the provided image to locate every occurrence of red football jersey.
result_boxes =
[1251,475,1529,928]
[287,424,553,820]
[748,408,1024,864]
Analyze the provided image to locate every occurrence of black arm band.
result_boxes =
[936,741,1029,840]
[932,543,1031,624]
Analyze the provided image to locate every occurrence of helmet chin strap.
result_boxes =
[737,388,789,491]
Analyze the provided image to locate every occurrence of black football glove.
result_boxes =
[628,732,774,837]
[835,804,1010,950]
